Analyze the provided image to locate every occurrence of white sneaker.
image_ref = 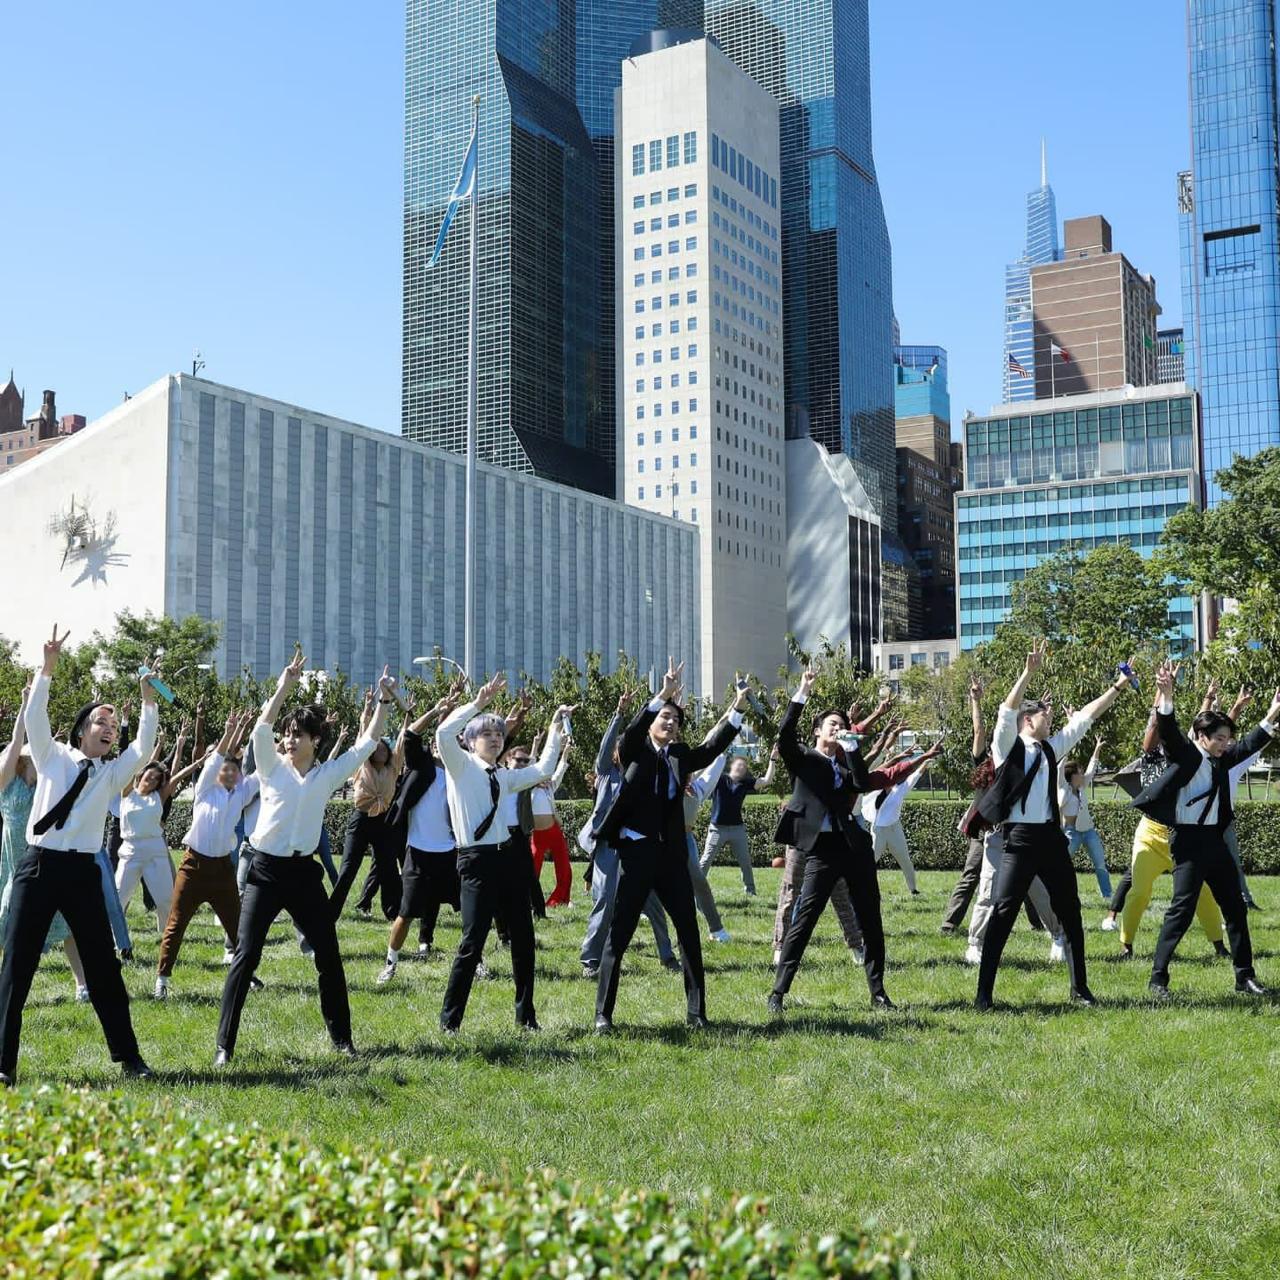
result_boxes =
[709,928,731,943]
[964,943,983,966]
[154,977,169,1000]
[852,947,866,966]
[75,985,91,1004]
[1100,915,1118,933]
[418,943,432,957]
[1048,937,1067,963]
[772,948,781,965]
[221,947,236,965]
[376,961,397,986]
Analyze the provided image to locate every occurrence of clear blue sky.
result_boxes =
[2,1,1187,437]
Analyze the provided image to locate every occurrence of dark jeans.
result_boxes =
[942,838,985,928]
[440,844,537,1030]
[331,811,402,920]
[977,822,1087,1001]
[217,851,352,1055]
[596,835,706,1022]
[1152,825,1254,986]
[773,828,886,999]
[0,847,140,1077]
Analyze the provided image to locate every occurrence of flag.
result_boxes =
[1143,333,1154,351]
[927,359,939,377]
[1007,353,1030,378]
[1051,342,1071,362]
[429,119,478,268]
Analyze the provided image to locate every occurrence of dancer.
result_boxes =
[699,743,778,896]
[0,625,158,1086]
[681,744,734,944]
[154,710,259,998]
[578,691,678,980]
[1138,663,1279,1000]
[530,733,573,907]
[974,641,1136,1011]
[1058,737,1111,899]
[437,675,572,1033]
[941,676,990,933]
[214,648,398,1066]
[767,669,921,1016]
[594,660,745,1031]
[859,743,942,895]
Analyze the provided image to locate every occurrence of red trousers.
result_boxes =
[530,823,572,907]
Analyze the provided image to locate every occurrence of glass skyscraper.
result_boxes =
[403,1,612,494]
[1003,149,1060,404]
[1180,0,1280,504]
[703,0,897,524]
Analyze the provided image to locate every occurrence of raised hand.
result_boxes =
[969,676,984,702]
[616,688,636,715]
[658,656,684,702]
[42,624,71,676]
[797,666,818,698]
[733,679,751,713]
[554,703,579,727]
[1155,661,1177,699]
[846,700,865,727]
[474,672,507,709]
[1266,686,1280,725]
[1235,685,1254,709]
[377,665,398,701]
[1205,677,1221,706]
[281,644,306,688]
[1025,638,1048,673]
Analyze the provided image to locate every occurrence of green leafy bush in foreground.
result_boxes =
[0,1089,913,1279]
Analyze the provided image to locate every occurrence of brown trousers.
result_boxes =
[157,849,241,977]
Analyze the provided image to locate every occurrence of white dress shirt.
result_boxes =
[435,699,563,849]
[182,753,261,856]
[407,772,454,853]
[861,765,924,829]
[119,790,165,843]
[531,753,571,818]
[24,673,158,852]
[248,721,378,856]
[992,704,1093,824]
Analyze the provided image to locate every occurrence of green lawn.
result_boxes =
[13,867,1280,1279]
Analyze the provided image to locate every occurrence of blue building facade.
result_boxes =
[704,0,897,525]
[894,345,949,421]
[1003,154,1060,404]
[956,387,1202,650]
[1179,0,1280,504]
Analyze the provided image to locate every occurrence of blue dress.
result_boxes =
[0,775,71,952]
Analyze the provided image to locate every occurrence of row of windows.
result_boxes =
[636,454,697,473]
[636,481,697,500]
[632,211,698,234]
[713,236,779,292]
[635,400,699,419]
[630,281,700,306]
[635,373,699,392]
[631,184,697,209]
[886,652,952,671]
[712,210,778,267]
[710,133,776,209]
[636,426,698,445]
[635,345,699,367]
[958,477,1190,509]
[631,131,698,176]
[633,321,699,341]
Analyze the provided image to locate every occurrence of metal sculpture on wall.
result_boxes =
[47,494,128,585]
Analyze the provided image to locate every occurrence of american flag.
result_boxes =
[1007,353,1030,378]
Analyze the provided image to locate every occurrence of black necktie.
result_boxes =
[473,767,502,841]
[1194,760,1229,826]
[33,759,93,836]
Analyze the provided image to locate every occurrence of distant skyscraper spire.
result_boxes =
[1003,145,1060,403]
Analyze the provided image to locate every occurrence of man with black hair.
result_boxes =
[593,658,746,1032]
[214,646,397,1066]
[974,640,1135,1011]
[0,624,158,1087]
[1138,662,1280,1000]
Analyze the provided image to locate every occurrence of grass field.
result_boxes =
[12,867,1280,1279]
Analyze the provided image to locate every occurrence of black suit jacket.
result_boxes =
[772,698,871,854]
[597,705,739,849]
[386,730,437,838]
[1132,710,1271,827]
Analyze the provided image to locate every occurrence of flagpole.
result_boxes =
[464,94,480,682]
[1050,344,1055,401]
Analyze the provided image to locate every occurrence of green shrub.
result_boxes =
[0,1089,914,1279]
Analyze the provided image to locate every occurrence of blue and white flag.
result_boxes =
[429,119,478,267]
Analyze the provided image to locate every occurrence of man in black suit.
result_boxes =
[1138,661,1279,1000]
[594,658,747,1031]
[768,667,931,1015]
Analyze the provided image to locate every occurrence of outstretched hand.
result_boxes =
[1025,638,1048,674]
[1155,660,1179,699]
[658,656,684,703]
[281,644,306,689]
[797,666,818,698]
[474,672,507,710]
[43,624,71,676]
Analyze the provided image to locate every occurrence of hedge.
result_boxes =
[0,1089,915,1279]
[160,799,1280,878]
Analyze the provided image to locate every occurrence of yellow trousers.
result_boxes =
[1120,816,1222,946]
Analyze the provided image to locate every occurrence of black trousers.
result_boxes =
[977,823,1087,1000]
[773,828,887,999]
[0,847,140,1077]
[942,838,985,928]
[596,835,706,1021]
[1152,824,1253,985]
[217,851,351,1055]
[1109,866,1133,914]
[440,844,536,1030]
[330,811,402,920]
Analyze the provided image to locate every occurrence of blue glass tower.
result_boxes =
[1180,0,1280,504]
[403,1,611,493]
[704,0,897,524]
[1003,146,1060,404]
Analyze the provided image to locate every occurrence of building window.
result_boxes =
[632,194,645,210]
[911,653,927,667]
[632,273,644,287]
[685,183,696,198]
[655,484,663,498]
[687,290,697,304]
[889,654,904,671]
[634,247,645,261]
[685,209,697,224]
[667,213,679,229]
[635,379,645,392]
[634,325,644,339]
[632,143,644,176]
[684,131,697,164]
[637,406,645,420]
[685,237,697,251]
[636,432,645,446]
[686,263,697,277]
[638,486,645,499]
[649,139,662,171]
[690,452,698,466]
[667,135,679,167]
[637,459,645,473]
[635,299,645,313]
[691,480,698,495]
[650,191,661,205]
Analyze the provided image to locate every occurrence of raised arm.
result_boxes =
[164,749,209,800]
[111,664,160,792]
[26,627,68,767]
[969,676,987,760]
[854,694,894,736]
[683,684,748,774]
[596,691,635,774]
[1084,737,1103,784]
[0,685,30,791]
[260,645,306,729]
[192,700,207,760]
[777,668,815,774]
[436,671,506,778]
[754,745,780,790]
[1069,663,1135,744]
[504,705,573,793]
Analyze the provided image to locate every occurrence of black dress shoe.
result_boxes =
[1246,899,1261,911]
[1236,977,1267,996]
[518,1019,541,1033]
[974,992,994,1012]
[1147,982,1172,1002]
[581,963,600,979]
[1213,940,1230,958]
[332,1041,358,1058]
[766,992,784,1016]
[213,1048,232,1068]
[686,1013,710,1029]
[248,975,265,991]
[1119,944,1134,960]
[939,922,957,935]
[0,1070,14,1088]
[120,1057,154,1080]
[1070,987,1098,1007]
[593,1015,613,1034]
[871,992,896,1010]
[440,1022,460,1036]
[661,956,683,973]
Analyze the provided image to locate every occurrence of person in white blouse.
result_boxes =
[1057,737,1111,899]
[213,646,397,1067]
[530,734,574,907]
[859,743,943,895]
[0,624,159,1087]
[437,672,573,1033]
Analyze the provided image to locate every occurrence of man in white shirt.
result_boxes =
[214,647,396,1066]
[859,746,942,895]
[1140,662,1280,999]
[974,640,1136,1011]
[436,672,572,1033]
[0,624,159,1087]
